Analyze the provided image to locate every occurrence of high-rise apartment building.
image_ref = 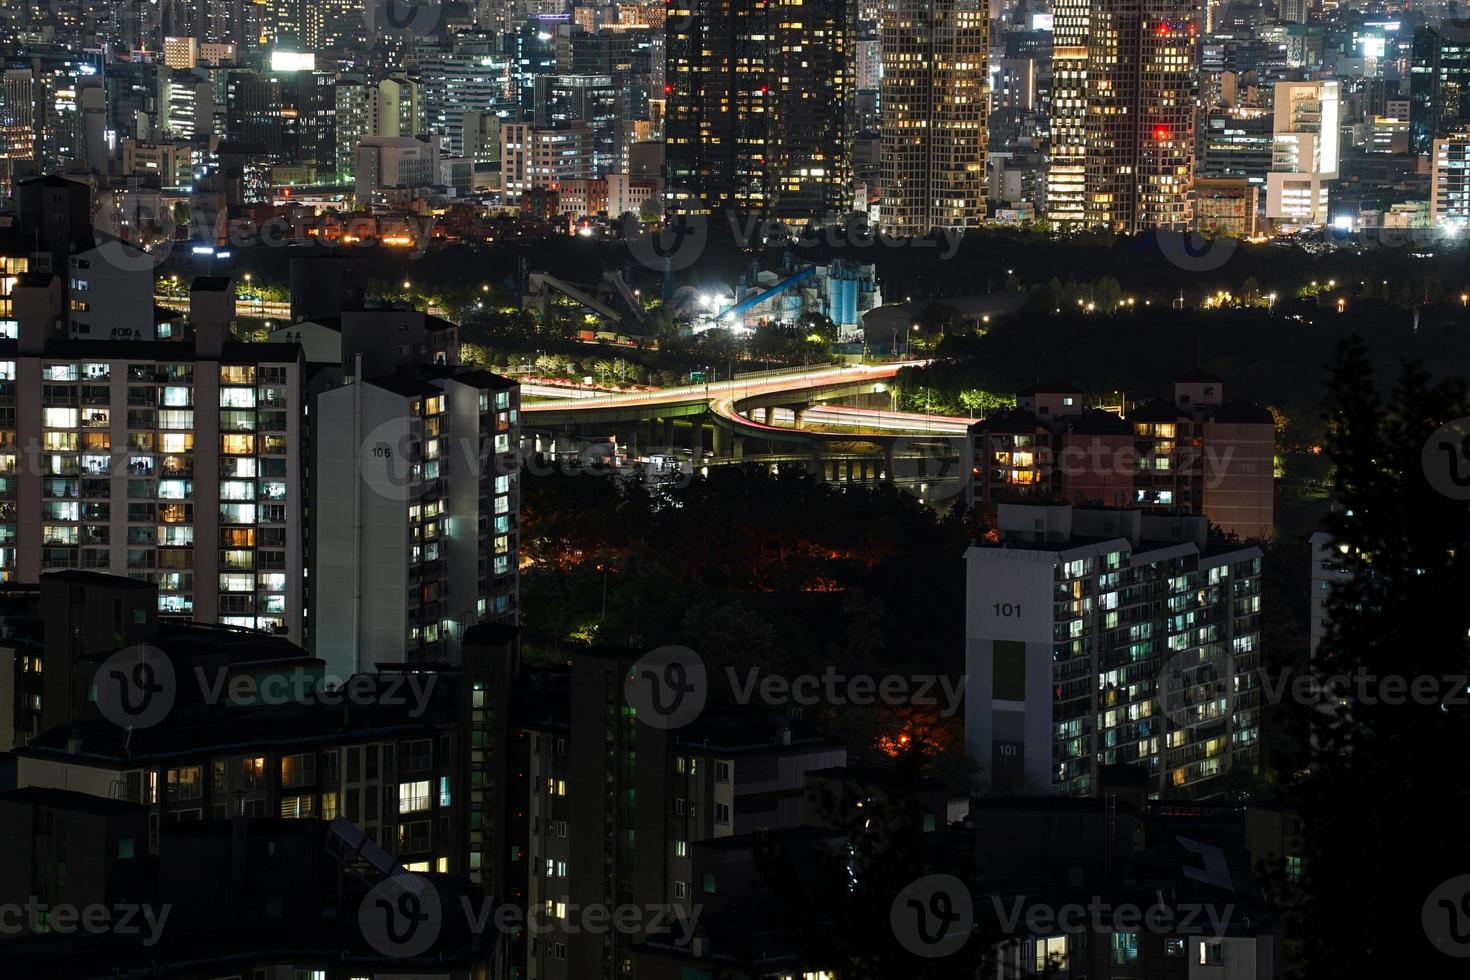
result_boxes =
[1082,0,1198,231]
[1430,131,1470,230]
[879,0,988,235]
[1047,0,1088,226]
[1265,80,1339,226]
[665,0,855,222]
[313,368,520,675]
[964,503,1263,798]
[1,277,306,642]
[1049,0,1197,231]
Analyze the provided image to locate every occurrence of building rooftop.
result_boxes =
[0,786,148,816]
[0,338,303,362]
[1016,380,1083,396]
[41,568,155,591]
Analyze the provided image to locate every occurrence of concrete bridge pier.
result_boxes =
[809,449,826,481]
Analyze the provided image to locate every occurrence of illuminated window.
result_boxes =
[399,780,431,812]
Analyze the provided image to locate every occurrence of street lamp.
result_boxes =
[1461,293,1468,307]
[1267,291,1277,310]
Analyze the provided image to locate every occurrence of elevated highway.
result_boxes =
[520,362,973,500]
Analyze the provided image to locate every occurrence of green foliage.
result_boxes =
[1289,339,1470,975]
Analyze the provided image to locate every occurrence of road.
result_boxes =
[521,361,960,437]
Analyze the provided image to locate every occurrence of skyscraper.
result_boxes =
[879,0,988,235]
[1081,0,1199,232]
[665,0,855,222]
[1047,0,1088,227]
[1265,80,1339,226]
[1409,22,1470,156]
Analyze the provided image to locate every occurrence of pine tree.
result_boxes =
[1296,338,1470,974]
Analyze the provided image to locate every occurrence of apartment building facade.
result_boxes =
[968,374,1275,541]
[1,278,306,642]
[313,367,520,676]
[517,650,845,980]
[879,0,989,234]
[964,503,1264,798]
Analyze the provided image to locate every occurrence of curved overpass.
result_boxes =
[521,361,962,448]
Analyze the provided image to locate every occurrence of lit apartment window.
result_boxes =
[281,753,316,788]
[399,779,431,812]
[1036,936,1068,972]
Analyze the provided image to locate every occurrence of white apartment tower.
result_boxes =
[965,504,1263,799]
[313,368,520,676]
